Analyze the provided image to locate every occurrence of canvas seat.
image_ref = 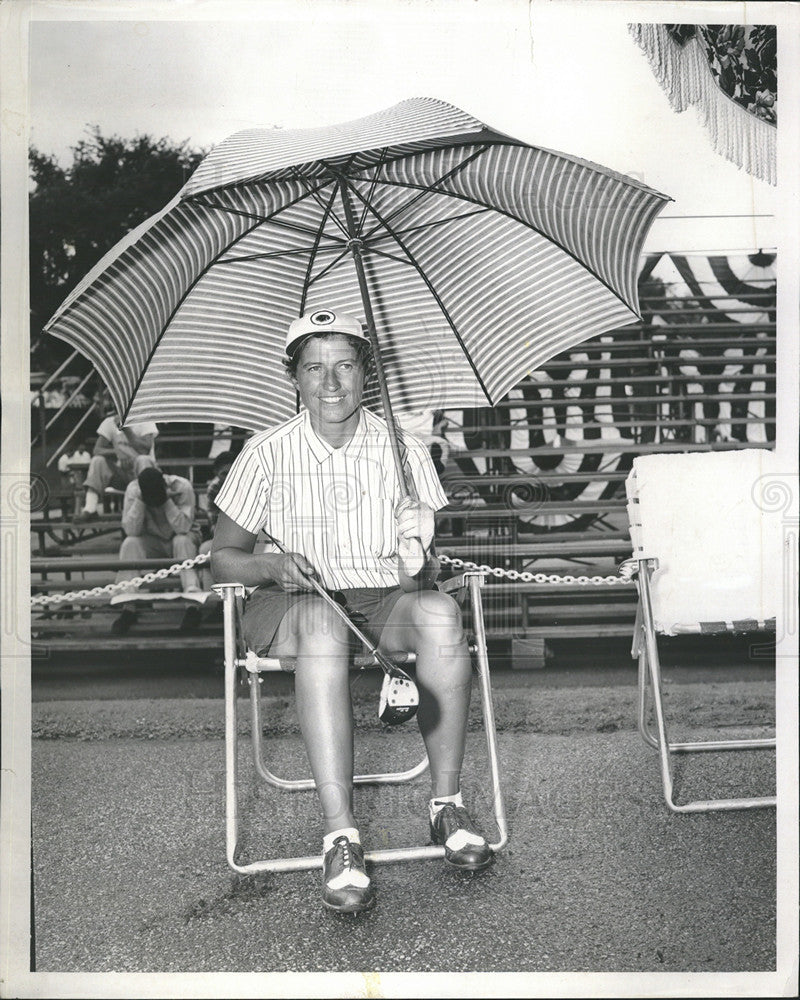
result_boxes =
[214,571,508,874]
[625,449,779,813]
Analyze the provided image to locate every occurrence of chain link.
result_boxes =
[30,552,211,607]
[31,549,632,608]
[438,553,631,586]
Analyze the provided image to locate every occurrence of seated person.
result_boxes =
[211,308,492,916]
[112,467,202,635]
[57,440,93,493]
[75,390,159,523]
[57,441,92,476]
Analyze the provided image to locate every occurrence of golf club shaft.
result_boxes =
[263,532,397,675]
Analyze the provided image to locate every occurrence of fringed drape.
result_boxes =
[630,23,776,186]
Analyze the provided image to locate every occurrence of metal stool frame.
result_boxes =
[215,571,509,874]
[632,557,776,813]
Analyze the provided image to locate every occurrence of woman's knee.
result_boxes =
[291,598,351,653]
[407,590,464,634]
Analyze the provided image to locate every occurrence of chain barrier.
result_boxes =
[30,552,211,607]
[31,549,635,608]
[437,553,631,587]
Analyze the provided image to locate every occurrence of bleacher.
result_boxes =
[30,263,777,666]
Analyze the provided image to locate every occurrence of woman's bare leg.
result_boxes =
[380,590,472,798]
[269,598,355,834]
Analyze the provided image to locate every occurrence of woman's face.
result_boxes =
[291,334,366,438]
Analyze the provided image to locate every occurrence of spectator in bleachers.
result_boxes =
[74,391,159,523]
[111,467,202,635]
[57,440,92,479]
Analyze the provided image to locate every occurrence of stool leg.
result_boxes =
[638,563,775,813]
[469,574,508,851]
[222,586,243,870]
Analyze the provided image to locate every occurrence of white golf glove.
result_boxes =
[396,499,435,577]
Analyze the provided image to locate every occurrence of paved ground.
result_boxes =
[30,666,781,980]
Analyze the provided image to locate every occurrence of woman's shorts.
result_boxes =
[242,584,405,659]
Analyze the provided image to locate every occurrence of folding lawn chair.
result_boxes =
[214,571,509,874]
[625,449,780,813]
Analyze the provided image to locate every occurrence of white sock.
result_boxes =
[83,490,98,513]
[429,791,463,823]
[429,792,486,850]
[322,826,361,855]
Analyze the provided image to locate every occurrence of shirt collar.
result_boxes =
[301,409,368,464]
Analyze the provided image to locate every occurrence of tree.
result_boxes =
[29,128,205,374]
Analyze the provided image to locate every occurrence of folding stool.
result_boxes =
[625,449,779,813]
[214,571,509,874]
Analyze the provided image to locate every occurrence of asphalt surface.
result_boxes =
[29,665,780,979]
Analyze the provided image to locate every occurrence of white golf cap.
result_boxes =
[285,308,366,357]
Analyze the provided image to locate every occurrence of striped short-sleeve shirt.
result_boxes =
[214,408,449,591]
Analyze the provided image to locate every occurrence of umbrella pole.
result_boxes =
[339,180,410,500]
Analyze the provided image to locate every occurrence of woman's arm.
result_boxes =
[210,512,316,591]
[121,426,156,455]
[93,433,117,462]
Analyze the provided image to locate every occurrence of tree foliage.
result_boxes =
[30,128,205,372]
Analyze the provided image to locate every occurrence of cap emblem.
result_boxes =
[310,310,335,326]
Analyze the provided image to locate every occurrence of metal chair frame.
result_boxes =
[631,556,776,814]
[215,571,509,875]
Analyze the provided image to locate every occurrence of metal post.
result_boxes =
[221,585,242,870]
[468,573,509,850]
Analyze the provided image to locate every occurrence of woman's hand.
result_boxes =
[395,499,435,577]
[271,551,318,592]
[211,513,318,591]
[396,499,435,550]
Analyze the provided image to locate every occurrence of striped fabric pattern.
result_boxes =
[45,98,670,430]
[214,408,449,590]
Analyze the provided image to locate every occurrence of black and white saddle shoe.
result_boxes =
[322,835,376,914]
[430,802,493,871]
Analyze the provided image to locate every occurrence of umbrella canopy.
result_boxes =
[46,98,670,432]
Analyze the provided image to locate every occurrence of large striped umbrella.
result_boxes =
[46,98,670,476]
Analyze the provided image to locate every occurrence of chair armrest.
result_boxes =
[439,573,467,594]
[212,582,247,595]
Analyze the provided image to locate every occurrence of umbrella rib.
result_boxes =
[306,246,357,289]
[122,185,334,422]
[214,246,320,265]
[357,147,389,235]
[119,207,285,422]
[341,176,494,406]
[290,165,351,240]
[365,174,641,316]
[193,179,329,224]
[359,144,492,242]
[365,206,493,244]
[358,245,418,269]
[193,187,347,245]
[300,185,347,307]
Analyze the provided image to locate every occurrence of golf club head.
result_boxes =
[378,667,419,725]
